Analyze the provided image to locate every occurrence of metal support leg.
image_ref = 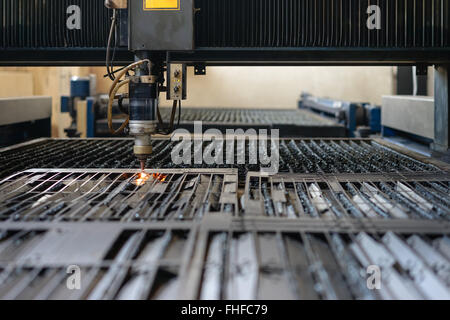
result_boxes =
[432,65,449,154]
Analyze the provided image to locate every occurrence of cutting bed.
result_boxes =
[0,138,445,179]
[0,138,448,300]
[99,108,346,138]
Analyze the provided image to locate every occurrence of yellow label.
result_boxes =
[144,0,180,10]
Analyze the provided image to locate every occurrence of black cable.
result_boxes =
[110,35,117,77]
[103,65,127,78]
[106,9,117,81]
[156,101,179,135]
[156,105,170,135]
[177,100,182,127]
[109,11,118,79]
[169,100,177,132]
[117,95,129,115]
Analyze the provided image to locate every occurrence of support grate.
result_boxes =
[0,226,448,300]
[0,137,448,300]
[243,173,450,221]
[0,226,194,300]
[0,169,238,222]
[0,138,446,180]
[155,108,347,138]
[160,108,340,125]
[0,169,449,228]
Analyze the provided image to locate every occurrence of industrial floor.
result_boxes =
[0,138,449,300]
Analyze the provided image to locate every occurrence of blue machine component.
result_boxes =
[345,104,358,137]
[299,93,382,137]
[61,77,92,113]
[70,77,91,98]
[365,105,382,133]
[60,96,71,113]
[382,126,397,137]
[60,77,96,138]
[298,93,347,121]
[382,125,434,155]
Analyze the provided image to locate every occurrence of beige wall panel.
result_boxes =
[161,66,395,108]
[0,71,34,98]
[76,100,88,138]
[0,66,395,137]
[94,66,395,108]
[0,67,90,137]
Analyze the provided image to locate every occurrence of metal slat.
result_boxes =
[243,173,450,221]
[0,223,448,300]
[0,169,237,222]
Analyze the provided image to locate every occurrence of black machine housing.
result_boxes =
[0,0,448,66]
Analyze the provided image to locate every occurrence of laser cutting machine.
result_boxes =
[0,0,449,301]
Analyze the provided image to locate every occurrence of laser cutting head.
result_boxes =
[130,122,156,170]
[127,62,159,170]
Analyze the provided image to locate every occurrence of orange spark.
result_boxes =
[152,173,167,182]
[135,172,150,186]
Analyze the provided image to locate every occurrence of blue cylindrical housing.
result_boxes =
[70,77,90,98]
